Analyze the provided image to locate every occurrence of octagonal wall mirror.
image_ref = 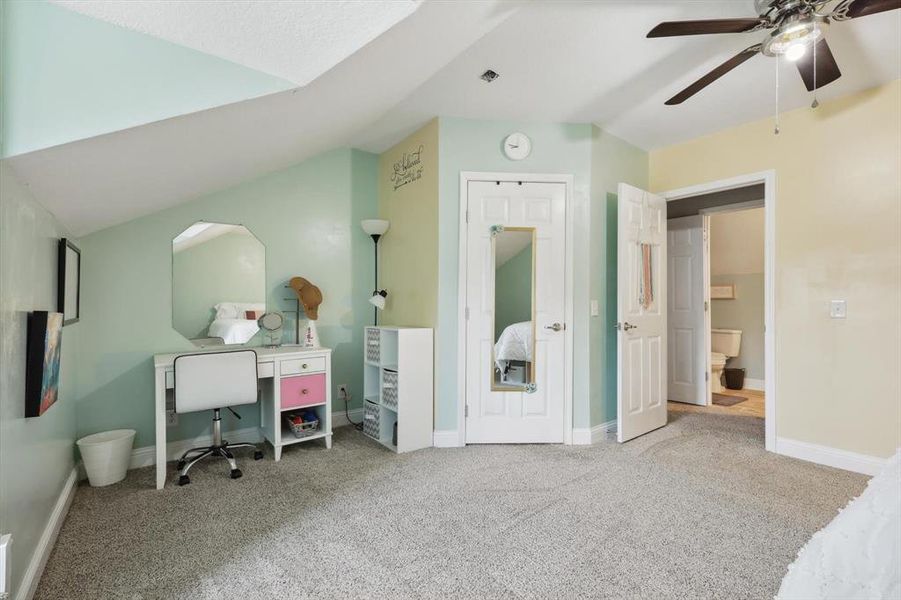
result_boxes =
[172,222,265,347]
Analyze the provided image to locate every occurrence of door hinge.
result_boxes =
[465,307,470,320]
[465,210,470,223]
[705,371,709,382]
[704,301,709,312]
[465,405,469,417]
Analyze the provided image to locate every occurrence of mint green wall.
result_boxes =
[0,0,293,157]
[75,149,378,447]
[173,231,266,340]
[494,246,532,339]
[0,163,79,595]
[711,273,765,380]
[437,118,594,431]
[589,127,649,426]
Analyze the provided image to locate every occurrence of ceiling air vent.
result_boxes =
[480,69,500,83]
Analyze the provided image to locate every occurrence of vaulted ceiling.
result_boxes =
[7,0,900,236]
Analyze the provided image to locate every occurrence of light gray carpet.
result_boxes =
[37,412,866,600]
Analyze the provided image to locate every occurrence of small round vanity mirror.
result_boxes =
[258,312,284,347]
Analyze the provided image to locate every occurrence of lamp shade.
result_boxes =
[369,290,387,310]
[361,219,390,236]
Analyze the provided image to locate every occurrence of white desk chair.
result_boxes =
[174,350,263,485]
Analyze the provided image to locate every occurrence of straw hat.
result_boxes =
[288,277,323,320]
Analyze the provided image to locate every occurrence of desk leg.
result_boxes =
[154,370,167,490]
[325,434,332,449]
[274,445,282,462]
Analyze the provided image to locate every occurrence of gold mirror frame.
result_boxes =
[490,225,537,393]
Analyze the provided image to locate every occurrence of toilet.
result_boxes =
[711,328,742,393]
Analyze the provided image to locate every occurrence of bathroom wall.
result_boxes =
[710,208,765,382]
[0,163,79,596]
[650,80,901,459]
[75,148,378,448]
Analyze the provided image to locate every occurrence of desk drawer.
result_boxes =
[281,373,326,409]
[280,356,325,376]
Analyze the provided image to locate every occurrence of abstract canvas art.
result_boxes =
[25,311,63,417]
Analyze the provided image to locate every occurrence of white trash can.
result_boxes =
[77,429,136,487]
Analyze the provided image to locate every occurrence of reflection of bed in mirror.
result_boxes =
[494,321,532,385]
[207,302,265,345]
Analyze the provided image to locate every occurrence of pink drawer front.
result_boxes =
[280,373,326,409]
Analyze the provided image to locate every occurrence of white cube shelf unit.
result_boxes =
[363,326,433,453]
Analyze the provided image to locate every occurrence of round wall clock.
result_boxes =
[503,132,531,161]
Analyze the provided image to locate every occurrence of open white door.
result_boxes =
[667,215,708,405]
[617,184,667,443]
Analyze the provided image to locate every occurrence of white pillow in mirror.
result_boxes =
[214,302,266,320]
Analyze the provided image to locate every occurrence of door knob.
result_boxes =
[616,322,637,331]
[544,322,564,332]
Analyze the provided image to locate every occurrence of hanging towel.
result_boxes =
[639,243,653,309]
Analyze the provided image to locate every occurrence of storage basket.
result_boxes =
[363,399,380,439]
[366,328,380,363]
[284,413,320,438]
[382,369,398,410]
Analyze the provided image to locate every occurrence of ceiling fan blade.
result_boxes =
[647,19,763,38]
[796,39,842,91]
[845,0,901,18]
[665,45,761,105]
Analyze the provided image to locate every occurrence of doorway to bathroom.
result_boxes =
[662,172,775,449]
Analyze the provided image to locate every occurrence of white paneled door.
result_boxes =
[617,183,667,443]
[667,215,708,405]
[465,180,566,443]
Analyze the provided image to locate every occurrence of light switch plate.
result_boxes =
[830,300,847,319]
[166,411,178,427]
[590,300,599,317]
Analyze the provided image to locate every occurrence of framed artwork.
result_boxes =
[58,238,81,325]
[25,311,63,417]
[711,284,735,299]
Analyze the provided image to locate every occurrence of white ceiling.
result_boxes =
[358,0,901,152]
[51,0,422,86]
[8,1,900,236]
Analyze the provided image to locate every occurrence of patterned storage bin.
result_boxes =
[382,369,398,410]
[363,399,380,440]
[366,328,380,363]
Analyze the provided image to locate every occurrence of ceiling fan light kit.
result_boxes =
[647,0,900,108]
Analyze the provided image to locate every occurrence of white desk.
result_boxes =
[153,346,332,489]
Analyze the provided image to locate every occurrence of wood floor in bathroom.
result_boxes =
[668,388,765,419]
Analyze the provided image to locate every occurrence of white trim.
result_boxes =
[16,468,77,600]
[457,171,576,447]
[664,170,777,452]
[776,437,887,476]
[331,408,364,430]
[743,378,765,391]
[572,420,617,445]
[433,430,463,448]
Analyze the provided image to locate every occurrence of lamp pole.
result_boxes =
[371,233,381,326]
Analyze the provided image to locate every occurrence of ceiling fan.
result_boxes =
[648,0,901,105]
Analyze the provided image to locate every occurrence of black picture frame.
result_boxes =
[58,238,81,325]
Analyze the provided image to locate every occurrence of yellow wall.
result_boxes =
[650,80,901,458]
[377,118,439,327]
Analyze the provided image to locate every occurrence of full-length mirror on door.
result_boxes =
[491,225,536,391]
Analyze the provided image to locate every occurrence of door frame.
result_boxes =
[457,171,575,446]
[663,170,776,452]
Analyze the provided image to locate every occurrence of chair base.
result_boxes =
[176,441,262,485]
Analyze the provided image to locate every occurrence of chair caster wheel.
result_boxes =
[176,460,185,471]
[254,450,264,460]
[230,469,243,479]
[178,475,190,486]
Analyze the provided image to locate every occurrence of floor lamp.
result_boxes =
[361,219,389,326]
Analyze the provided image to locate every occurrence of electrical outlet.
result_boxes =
[337,384,348,400]
[166,411,178,427]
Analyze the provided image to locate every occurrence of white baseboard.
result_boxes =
[16,467,77,600]
[331,408,364,429]
[743,378,765,391]
[572,419,617,445]
[776,437,888,476]
[433,430,463,448]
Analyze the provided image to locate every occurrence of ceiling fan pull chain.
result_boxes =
[774,54,780,135]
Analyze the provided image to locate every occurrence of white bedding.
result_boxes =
[208,318,260,345]
[777,450,901,600]
[495,321,532,372]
